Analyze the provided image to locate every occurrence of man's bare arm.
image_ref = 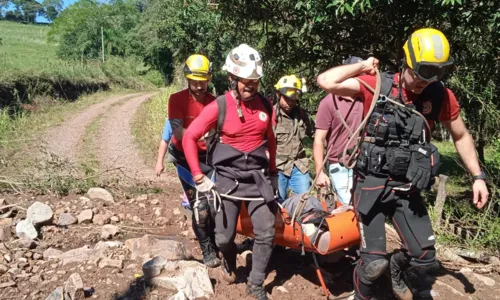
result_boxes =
[316,57,379,96]
[442,115,489,209]
[442,115,482,176]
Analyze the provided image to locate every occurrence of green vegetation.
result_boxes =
[0,0,61,23]
[0,20,161,109]
[132,86,179,169]
[428,141,500,252]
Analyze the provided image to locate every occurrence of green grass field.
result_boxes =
[0,21,106,84]
[0,21,161,100]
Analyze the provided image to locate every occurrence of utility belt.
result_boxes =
[168,143,207,164]
[355,102,441,190]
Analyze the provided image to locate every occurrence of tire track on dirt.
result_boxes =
[41,93,141,164]
[96,93,162,183]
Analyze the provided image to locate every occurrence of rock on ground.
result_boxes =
[143,256,167,279]
[136,195,148,201]
[16,237,36,249]
[59,246,102,266]
[125,235,192,261]
[87,188,114,203]
[0,264,8,273]
[101,224,119,240]
[43,247,63,260]
[460,267,496,287]
[0,281,16,289]
[0,221,11,241]
[57,213,78,226]
[93,214,111,226]
[16,219,38,240]
[64,273,84,300]
[98,258,123,269]
[45,286,64,300]
[77,210,93,224]
[150,260,214,300]
[27,201,54,226]
[93,241,123,251]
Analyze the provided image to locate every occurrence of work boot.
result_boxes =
[390,254,413,300]
[220,256,237,284]
[247,283,268,300]
[200,240,221,268]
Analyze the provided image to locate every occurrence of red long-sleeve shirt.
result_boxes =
[183,91,277,177]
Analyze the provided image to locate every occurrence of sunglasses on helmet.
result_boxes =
[237,77,259,84]
[407,37,454,82]
[411,59,454,82]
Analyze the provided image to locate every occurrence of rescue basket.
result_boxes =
[236,201,360,255]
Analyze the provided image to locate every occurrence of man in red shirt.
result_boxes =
[165,54,220,269]
[317,28,488,300]
[183,44,277,300]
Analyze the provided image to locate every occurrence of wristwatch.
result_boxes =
[472,171,487,182]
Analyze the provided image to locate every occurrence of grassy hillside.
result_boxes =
[0,22,102,82]
[0,21,161,108]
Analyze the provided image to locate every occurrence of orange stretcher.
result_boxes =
[236,195,361,298]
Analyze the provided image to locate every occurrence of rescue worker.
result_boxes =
[316,28,489,299]
[155,119,173,177]
[182,44,278,300]
[314,57,364,206]
[155,119,190,209]
[166,54,221,268]
[274,75,315,202]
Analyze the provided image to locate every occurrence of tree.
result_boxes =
[211,1,499,154]
[48,0,140,60]
[44,5,58,21]
[42,0,63,21]
[442,1,500,162]
[121,0,500,154]
[9,0,44,23]
[128,0,237,88]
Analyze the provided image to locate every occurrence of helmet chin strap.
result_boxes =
[230,77,256,102]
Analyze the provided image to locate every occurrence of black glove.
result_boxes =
[406,144,432,190]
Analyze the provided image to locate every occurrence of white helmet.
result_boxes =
[222,44,263,80]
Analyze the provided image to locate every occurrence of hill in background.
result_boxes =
[0,21,161,109]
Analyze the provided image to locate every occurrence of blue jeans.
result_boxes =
[278,166,311,203]
[328,163,353,206]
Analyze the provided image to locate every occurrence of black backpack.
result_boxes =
[380,71,445,122]
[205,92,273,166]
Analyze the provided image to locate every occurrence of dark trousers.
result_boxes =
[353,175,436,299]
[356,188,435,257]
[171,145,216,246]
[215,199,277,286]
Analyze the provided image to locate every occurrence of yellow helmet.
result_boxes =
[184,54,212,81]
[403,28,454,81]
[274,75,307,100]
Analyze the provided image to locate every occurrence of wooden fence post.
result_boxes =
[434,174,448,226]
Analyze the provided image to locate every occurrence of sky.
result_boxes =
[2,0,78,23]
[36,0,77,23]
